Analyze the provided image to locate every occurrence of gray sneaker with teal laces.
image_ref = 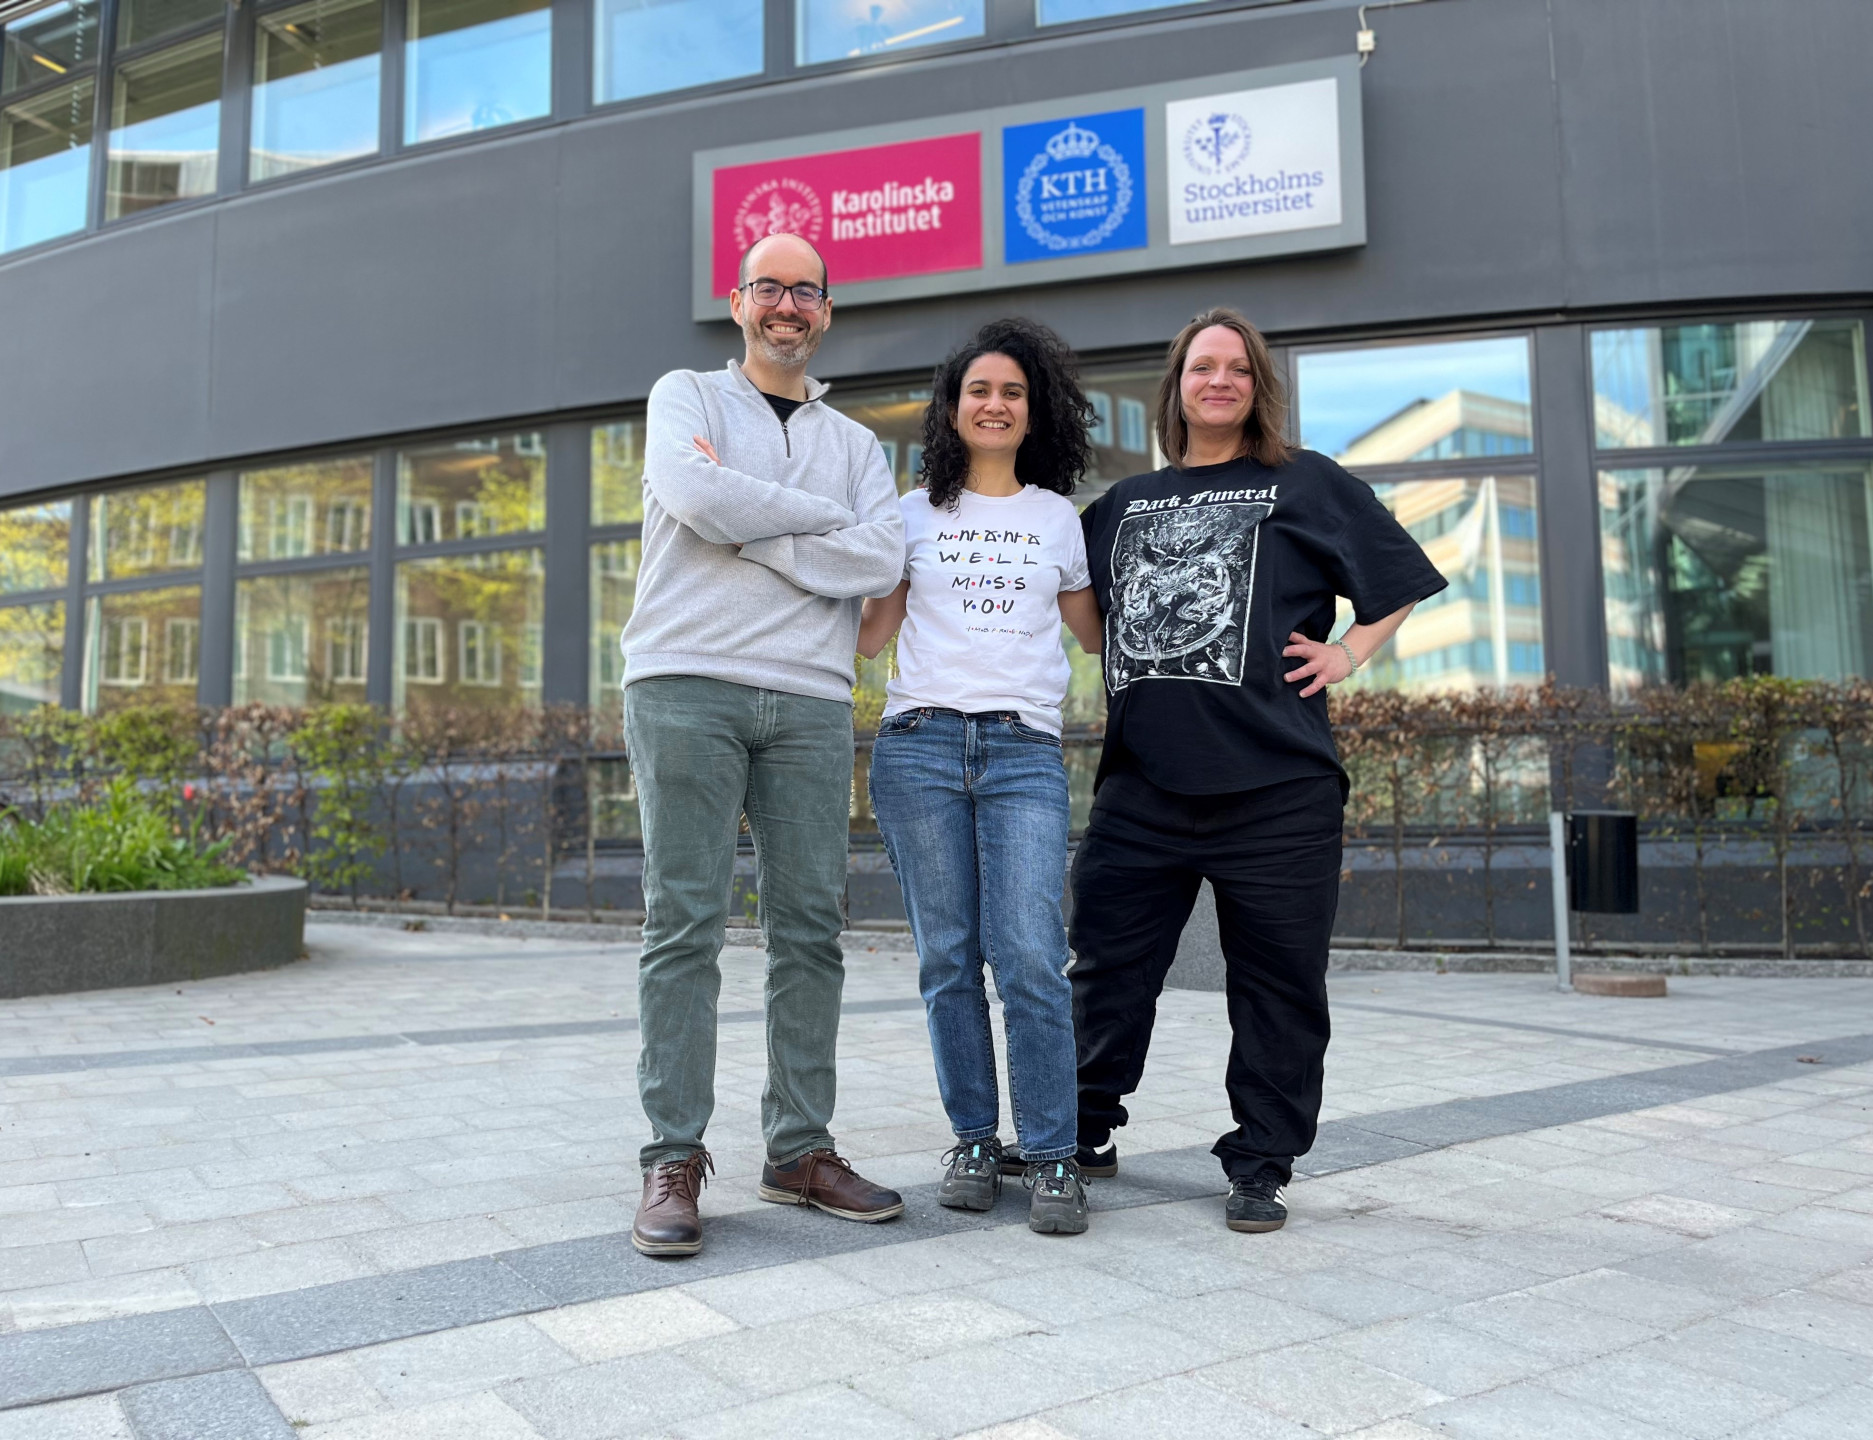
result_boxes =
[938,1138,1004,1212]
[1025,1157,1089,1234]
[1226,1173,1288,1232]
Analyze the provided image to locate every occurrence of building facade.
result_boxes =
[1,0,1870,747]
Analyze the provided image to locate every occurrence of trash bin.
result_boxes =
[1568,811,1639,914]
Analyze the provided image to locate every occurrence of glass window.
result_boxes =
[82,584,201,711]
[90,479,206,582]
[0,601,65,712]
[118,0,223,48]
[590,537,638,704]
[1037,0,1191,22]
[239,455,373,560]
[396,434,545,544]
[0,78,94,252]
[233,568,369,705]
[1600,461,1873,693]
[1076,363,1161,504]
[3,1,98,96]
[1592,319,1869,450]
[0,500,71,595]
[820,383,930,495]
[106,30,224,220]
[1338,475,1544,693]
[404,0,550,146]
[594,0,761,105]
[592,419,643,526]
[250,0,380,182]
[796,0,983,66]
[1298,336,1533,465]
[392,548,543,714]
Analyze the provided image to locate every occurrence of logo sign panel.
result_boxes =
[709,132,982,296]
[1001,107,1147,266]
[1165,77,1342,247]
[693,57,1363,317]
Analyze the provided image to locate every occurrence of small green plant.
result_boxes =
[291,704,389,906]
[0,779,244,896]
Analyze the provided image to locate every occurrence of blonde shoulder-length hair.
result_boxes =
[1154,307,1292,469]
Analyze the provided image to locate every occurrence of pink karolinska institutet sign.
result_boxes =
[710,133,983,293]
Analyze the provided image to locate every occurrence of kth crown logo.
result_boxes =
[1043,121,1101,162]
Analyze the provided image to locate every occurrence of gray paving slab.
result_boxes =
[0,1308,241,1409]
[117,1369,296,1440]
[213,1258,554,1367]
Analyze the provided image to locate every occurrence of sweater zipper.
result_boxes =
[781,419,790,458]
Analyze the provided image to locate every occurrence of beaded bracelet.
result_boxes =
[1333,638,1361,677]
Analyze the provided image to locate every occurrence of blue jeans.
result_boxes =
[869,708,1077,1162]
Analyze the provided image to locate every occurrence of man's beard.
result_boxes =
[745,315,821,369]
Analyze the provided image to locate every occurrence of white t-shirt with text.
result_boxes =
[883,486,1091,735]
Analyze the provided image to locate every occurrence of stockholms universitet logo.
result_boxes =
[1182,111,1251,175]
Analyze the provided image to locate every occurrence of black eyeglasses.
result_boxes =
[739,279,828,310]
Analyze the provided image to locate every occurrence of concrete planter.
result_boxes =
[0,876,307,998]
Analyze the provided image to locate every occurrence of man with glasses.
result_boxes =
[623,232,907,1257]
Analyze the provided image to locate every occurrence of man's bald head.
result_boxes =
[738,233,828,290]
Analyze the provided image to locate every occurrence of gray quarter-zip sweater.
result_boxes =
[622,361,906,703]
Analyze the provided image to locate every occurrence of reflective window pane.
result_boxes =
[0,500,71,595]
[1298,336,1533,465]
[589,538,637,713]
[0,78,93,252]
[251,0,380,182]
[0,601,65,711]
[117,0,223,48]
[1037,0,1190,23]
[234,568,370,705]
[393,548,544,715]
[107,32,223,220]
[821,383,929,498]
[90,479,206,581]
[396,434,545,544]
[2,1,99,97]
[1600,461,1873,692]
[592,419,643,526]
[239,455,373,561]
[595,0,761,104]
[796,0,983,65]
[404,0,549,145]
[82,585,201,712]
[1592,319,1869,449]
[1340,475,1543,692]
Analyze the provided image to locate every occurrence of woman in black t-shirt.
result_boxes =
[1071,307,1446,1234]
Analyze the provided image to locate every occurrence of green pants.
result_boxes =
[624,675,854,1170]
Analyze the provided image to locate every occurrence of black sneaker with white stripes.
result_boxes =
[1225,1173,1288,1232]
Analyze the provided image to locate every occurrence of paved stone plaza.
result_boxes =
[0,924,1869,1438]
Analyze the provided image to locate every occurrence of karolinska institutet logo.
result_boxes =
[710,133,982,293]
[733,178,825,248]
[1002,108,1146,265]
[1164,78,1343,247]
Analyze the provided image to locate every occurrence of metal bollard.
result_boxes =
[1549,811,1571,992]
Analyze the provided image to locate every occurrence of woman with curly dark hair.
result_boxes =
[857,317,1103,1234]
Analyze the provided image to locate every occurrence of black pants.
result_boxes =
[1069,771,1343,1186]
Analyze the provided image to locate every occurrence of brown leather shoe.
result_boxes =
[632,1150,712,1256]
[758,1149,904,1223]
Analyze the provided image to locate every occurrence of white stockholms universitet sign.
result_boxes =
[691,56,1365,318]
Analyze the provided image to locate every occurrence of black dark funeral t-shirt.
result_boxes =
[1079,452,1447,798]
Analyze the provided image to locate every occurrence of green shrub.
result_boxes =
[0,781,244,897]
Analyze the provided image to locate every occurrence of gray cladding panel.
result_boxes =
[0,213,217,490]
[207,139,563,455]
[1,0,1871,498]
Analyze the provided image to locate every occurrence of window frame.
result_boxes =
[1586,304,1873,694]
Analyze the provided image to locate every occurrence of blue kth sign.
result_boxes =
[1001,107,1148,265]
